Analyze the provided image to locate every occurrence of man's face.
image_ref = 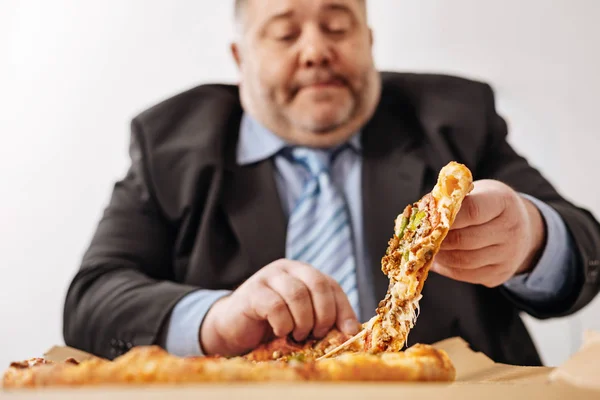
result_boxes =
[232,0,381,148]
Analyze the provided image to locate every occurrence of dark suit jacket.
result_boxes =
[63,72,600,366]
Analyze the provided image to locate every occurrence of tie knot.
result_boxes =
[289,147,331,177]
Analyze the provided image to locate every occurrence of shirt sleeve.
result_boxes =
[164,289,232,357]
[502,193,578,304]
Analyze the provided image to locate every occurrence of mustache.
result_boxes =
[288,70,350,97]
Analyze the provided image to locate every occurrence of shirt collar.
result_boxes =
[236,112,362,166]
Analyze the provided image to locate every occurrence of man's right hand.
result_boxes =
[199,259,361,357]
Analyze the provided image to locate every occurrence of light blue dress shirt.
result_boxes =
[164,113,577,357]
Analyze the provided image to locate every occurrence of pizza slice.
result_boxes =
[319,161,473,358]
[362,161,473,353]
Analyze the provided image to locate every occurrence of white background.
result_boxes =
[1,0,599,370]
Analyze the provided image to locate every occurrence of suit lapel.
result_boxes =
[222,156,287,276]
[361,103,428,302]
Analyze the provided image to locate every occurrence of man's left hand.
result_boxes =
[431,179,546,288]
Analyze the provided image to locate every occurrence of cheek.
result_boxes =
[338,42,374,82]
[255,54,295,97]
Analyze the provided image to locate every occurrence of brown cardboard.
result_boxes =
[43,346,104,364]
[549,330,600,390]
[2,333,599,399]
[433,336,553,383]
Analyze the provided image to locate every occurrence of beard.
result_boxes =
[281,68,366,134]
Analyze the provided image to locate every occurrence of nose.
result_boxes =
[298,27,333,68]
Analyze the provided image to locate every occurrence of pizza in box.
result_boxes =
[3,162,472,387]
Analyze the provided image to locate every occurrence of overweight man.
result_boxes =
[63,0,600,366]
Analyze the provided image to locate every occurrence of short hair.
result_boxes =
[234,0,366,28]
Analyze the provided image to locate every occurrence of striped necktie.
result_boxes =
[285,147,360,317]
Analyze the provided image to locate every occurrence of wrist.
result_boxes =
[516,198,546,275]
[199,296,229,356]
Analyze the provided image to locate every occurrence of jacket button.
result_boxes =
[110,339,118,347]
[126,342,133,349]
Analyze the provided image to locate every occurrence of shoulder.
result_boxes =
[379,71,496,109]
[125,84,243,218]
[378,71,501,167]
[130,83,243,164]
[134,83,241,126]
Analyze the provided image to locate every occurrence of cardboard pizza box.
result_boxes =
[1,331,599,399]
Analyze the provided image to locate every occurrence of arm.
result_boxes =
[163,290,231,356]
[476,83,600,318]
[63,120,200,359]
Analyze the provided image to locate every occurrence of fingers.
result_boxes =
[244,259,360,343]
[266,273,315,341]
[286,267,337,339]
[285,262,359,336]
[248,283,295,337]
[330,281,361,335]
[434,245,506,270]
[451,181,509,230]
[441,224,500,251]
[431,262,507,288]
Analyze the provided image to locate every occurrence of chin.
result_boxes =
[300,132,354,149]
[298,118,347,134]
[301,107,354,131]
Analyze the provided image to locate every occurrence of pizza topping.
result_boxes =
[286,353,306,363]
[359,162,473,354]
[9,358,53,369]
[396,215,409,238]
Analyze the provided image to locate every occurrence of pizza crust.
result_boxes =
[2,343,455,387]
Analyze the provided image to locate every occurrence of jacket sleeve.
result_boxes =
[476,83,600,319]
[63,119,199,359]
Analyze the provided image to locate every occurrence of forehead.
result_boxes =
[244,0,365,24]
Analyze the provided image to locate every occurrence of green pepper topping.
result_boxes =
[288,353,306,362]
[408,210,427,231]
[397,215,409,238]
[403,249,410,261]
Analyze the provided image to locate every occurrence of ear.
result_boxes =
[231,42,242,69]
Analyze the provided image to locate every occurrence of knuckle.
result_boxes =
[307,275,331,294]
[446,250,465,267]
[448,230,463,248]
[266,297,288,314]
[499,189,516,214]
[271,258,289,270]
[466,198,480,222]
[261,259,286,276]
[286,284,310,303]
[501,217,521,240]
